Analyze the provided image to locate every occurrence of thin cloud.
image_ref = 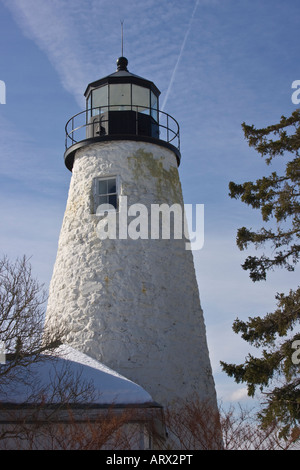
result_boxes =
[1,0,204,111]
[2,0,92,106]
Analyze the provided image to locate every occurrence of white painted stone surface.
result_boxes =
[45,140,217,409]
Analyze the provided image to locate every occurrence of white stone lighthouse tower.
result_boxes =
[45,57,218,413]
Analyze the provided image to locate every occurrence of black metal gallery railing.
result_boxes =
[64,105,180,154]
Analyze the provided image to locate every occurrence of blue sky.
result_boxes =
[0,0,299,407]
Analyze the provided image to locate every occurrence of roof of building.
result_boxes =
[84,57,160,97]
[0,344,156,408]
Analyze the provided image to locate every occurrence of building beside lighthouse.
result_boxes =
[2,56,220,449]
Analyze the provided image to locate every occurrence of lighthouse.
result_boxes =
[45,57,218,415]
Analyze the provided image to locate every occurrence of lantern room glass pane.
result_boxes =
[132,84,150,114]
[109,83,131,110]
[151,91,158,121]
[87,94,91,111]
[92,86,108,116]
[86,94,92,121]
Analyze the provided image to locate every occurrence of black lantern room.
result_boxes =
[85,57,160,139]
[64,57,180,171]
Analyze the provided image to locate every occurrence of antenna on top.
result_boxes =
[116,20,128,71]
[120,20,124,56]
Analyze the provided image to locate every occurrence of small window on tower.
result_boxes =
[94,177,117,213]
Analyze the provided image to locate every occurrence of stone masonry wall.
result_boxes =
[45,140,217,409]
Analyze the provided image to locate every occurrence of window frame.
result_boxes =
[93,176,118,214]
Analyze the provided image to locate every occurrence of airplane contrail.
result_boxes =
[161,0,200,112]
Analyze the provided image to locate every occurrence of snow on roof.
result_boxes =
[0,344,155,407]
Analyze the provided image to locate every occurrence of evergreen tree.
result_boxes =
[221,109,300,439]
